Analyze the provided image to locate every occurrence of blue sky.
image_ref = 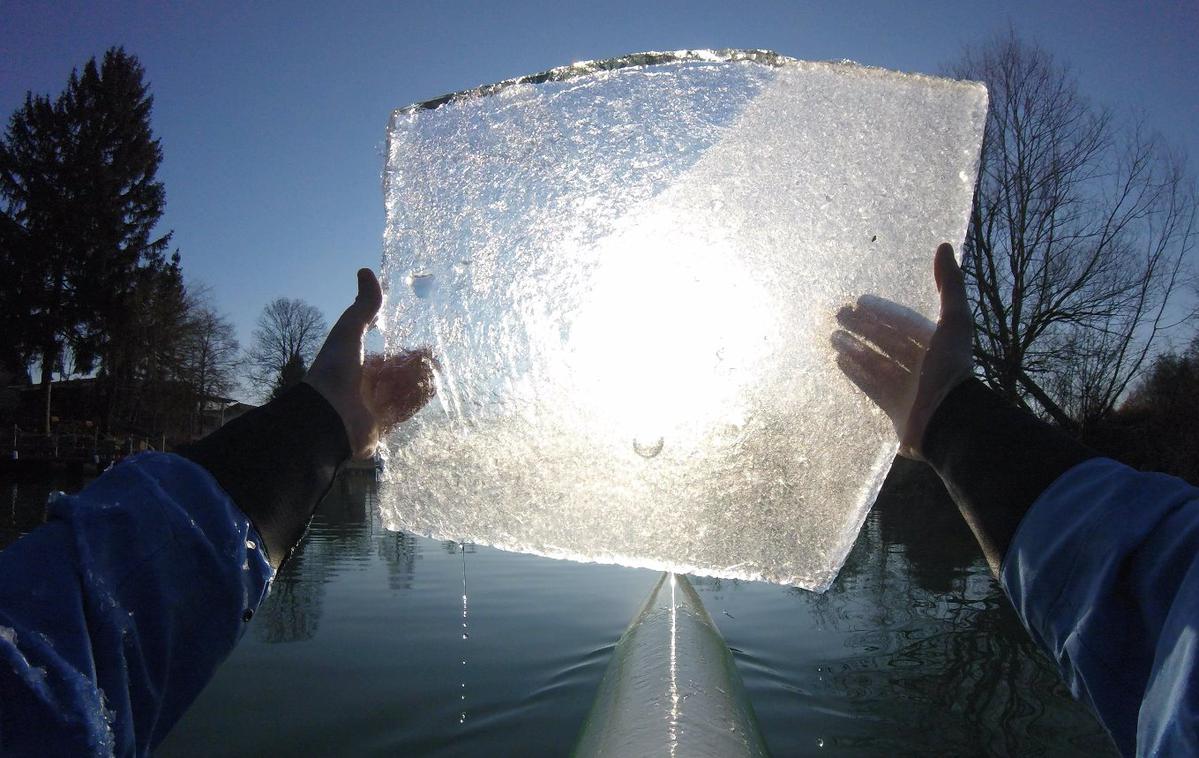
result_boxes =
[3,0,1196,393]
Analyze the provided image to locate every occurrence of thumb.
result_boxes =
[933,243,970,328]
[329,268,383,343]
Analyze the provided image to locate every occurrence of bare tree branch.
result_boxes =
[951,32,1197,430]
[179,288,241,433]
[245,297,326,401]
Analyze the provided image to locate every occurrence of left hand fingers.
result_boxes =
[364,349,438,428]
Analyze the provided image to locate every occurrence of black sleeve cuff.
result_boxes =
[922,378,1098,565]
[178,382,351,567]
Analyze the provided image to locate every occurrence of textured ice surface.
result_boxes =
[379,50,987,590]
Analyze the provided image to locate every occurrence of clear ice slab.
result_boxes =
[379,50,987,590]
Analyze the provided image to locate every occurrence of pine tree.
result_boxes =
[271,352,308,401]
[0,47,172,432]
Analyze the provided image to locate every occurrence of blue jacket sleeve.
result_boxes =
[0,452,274,756]
[1001,457,1199,756]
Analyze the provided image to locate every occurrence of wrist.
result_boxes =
[178,382,351,567]
[907,372,974,460]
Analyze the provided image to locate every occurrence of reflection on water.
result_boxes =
[1,463,1116,756]
[458,542,470,725]
[768,459,1113,755]
[2,471,91,548]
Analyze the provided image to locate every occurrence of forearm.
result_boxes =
[999,458,1199,755]
[921,378,1098,575]
[919,380,1199,753]
[178,381,351,568]
[0,454,273,754]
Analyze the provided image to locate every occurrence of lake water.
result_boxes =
[2,461,1116,756]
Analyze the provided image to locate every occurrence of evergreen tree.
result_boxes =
[0,88,71,428]
[0,212,32,383]
[104,250,190,433]
[0,47,172,431]
[271,352,308,401]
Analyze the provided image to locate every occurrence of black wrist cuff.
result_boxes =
[922,378,1097,563]
[178,382,351,567]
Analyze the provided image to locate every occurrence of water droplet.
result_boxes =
[633,436,664,459]
[462,633,469,639]
[408,271,435,298]
[817,738,825,748]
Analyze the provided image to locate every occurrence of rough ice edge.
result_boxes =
[378,442,900,589]
[379,49,986,318]
[389,49,986,117]
[812,441,903,591]
[383,520,833,588]
[385,433,891,591]
[380,49,987,338]
[391,49,787,115]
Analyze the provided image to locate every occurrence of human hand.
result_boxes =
[304,269,436,459]
[831,243,973,459]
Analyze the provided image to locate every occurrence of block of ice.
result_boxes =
[379,50,987,590]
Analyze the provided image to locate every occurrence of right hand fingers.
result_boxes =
[836,299,932,371]
[831,329,915,422]
[934,243,971,328]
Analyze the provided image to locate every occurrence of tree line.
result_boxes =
[1,37,1195,472]
[0,48,325,440]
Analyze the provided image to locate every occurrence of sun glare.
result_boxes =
[563,205,775,456]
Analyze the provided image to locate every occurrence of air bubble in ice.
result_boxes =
[633,436,665,459]
[408,272,435,299]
